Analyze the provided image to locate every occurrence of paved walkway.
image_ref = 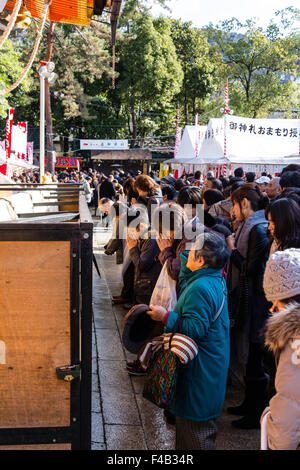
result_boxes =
[91,220,261,450]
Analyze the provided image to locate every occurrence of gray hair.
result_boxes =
[192,231,230,269]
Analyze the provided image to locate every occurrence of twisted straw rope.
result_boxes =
[0,0,23,49]
[0,1,51,96]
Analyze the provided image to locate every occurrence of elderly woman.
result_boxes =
[147,232,230,450]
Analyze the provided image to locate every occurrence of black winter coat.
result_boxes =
[228,223,271,354]
[129,234,162,305]
[99,180,116,200]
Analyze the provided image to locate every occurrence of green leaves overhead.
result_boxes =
[119,15,183,106]
[0,5,298,146]
[0,39,33,118]
[204,11,300,117]
[169,19,220,123]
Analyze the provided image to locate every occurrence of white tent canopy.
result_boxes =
[175,125,206,160]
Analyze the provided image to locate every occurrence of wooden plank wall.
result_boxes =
[0,241,71,433]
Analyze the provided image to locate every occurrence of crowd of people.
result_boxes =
[92,163,300,452]
[15,163,300,451]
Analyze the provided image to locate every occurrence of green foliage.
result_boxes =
[169,19,222,123]
[204,10,300,117]
[0,6,298,149]
[119,15,182,106]
[117,14,183,143]
[119,0,170,25]
[0,38,33,119]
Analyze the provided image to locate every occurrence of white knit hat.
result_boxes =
[263,248,300,302]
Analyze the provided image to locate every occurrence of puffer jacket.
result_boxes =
[262,303,300,450]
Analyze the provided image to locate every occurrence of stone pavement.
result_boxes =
[91,220,261,451]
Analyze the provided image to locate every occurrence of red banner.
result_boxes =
[5,108,14,160]
[55,156,81,168]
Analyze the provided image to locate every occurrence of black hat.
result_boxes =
[161,174,176,187]
[122,304,163,354]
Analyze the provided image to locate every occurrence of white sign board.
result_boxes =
[80,139,129,150]
[226,116,299,162]
[197,116,300,164]
[11,123,27,159]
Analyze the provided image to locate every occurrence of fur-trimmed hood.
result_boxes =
[265,303,300,354]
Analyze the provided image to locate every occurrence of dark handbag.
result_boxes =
[142,317,182,410]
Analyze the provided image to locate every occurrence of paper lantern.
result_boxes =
[5,0,94,26]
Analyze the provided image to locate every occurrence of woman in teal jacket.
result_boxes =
[147,231,230,450]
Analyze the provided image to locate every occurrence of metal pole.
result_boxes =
[40,74,45,182]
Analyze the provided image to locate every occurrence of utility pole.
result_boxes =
[45,22,55,175]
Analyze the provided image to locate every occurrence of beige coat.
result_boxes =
[208,198,232,222]
[263,303,300,450]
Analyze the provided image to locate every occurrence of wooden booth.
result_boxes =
[0,184,93,449]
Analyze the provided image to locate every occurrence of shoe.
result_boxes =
[112,297,128,305]
[231,415,261,429]
[126,359,139,370]
[127,361,147,376]
[164,409,176,425]
[227,374,270,417]
[227,403,249,416]
[123,303,134,310]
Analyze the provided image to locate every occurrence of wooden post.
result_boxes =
[45,22,55,175]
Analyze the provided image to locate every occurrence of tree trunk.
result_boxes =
[131,104,137,148]
[192,96,196,118]
[45,22,55,174]
[63,136,69,154]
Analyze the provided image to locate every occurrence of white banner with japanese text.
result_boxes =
[80,139,129,150]
[226,116,299,161]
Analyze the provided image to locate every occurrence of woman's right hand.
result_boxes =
[156,234,172,251]
[146,305,167,322]
[226,234,235,251]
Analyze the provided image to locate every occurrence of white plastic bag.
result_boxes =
[150,262,177,311]
[260,409,271,450]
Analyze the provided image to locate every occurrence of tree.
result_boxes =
[119,0,170,26]
[204,10,300,118]
[169,20,221,124]
[0,19,116,150]
[117,14,183,146]
[0,38,33,120]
